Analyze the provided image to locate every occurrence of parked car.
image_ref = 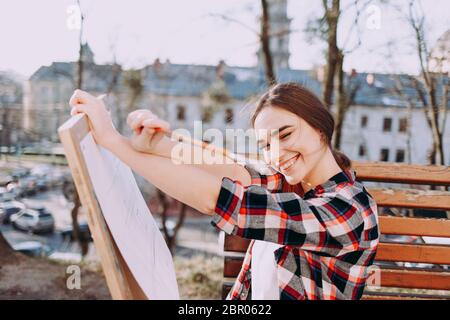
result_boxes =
[11,208,55,233]
[60,221,93,242]
[0,200,26,224]
[17,176,37,196]
[10,168,30,180]
[0,173,13,187]
[48,170,67,188]
[35,176,49,191]
[0,187,15,202]
[12,241,52,258]
[48,251,82,263]
[5,181,22,198]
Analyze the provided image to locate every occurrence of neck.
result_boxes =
[301,148,343,193]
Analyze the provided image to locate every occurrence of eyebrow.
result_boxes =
[257,125,294,146]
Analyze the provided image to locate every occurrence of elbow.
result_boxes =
[202,201,216,216]
[201,195,217,216]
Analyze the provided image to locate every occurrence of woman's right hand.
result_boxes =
[126,109,171,154]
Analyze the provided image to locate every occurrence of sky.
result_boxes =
[0,0,449,78]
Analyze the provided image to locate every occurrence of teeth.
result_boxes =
[280,155,298,170]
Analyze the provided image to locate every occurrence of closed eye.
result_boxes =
[280,132,292,140]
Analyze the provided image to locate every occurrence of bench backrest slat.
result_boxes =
[352,161,450,185]
[368,188,450,210]
[376,242,450,264]
[379,216,450,237]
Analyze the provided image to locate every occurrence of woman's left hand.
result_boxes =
[69,89,120,148]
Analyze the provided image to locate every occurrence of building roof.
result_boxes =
[29,60,449,108]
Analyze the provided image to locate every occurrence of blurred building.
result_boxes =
[23,44,122,143]
[336,72,449,165]
[0,71,23,151]
[22,9,450,165]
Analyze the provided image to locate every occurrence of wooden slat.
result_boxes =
[379,216,450,237]
[352,161,450,186]
[362,291,450,300]
[376,242,450,264]
[369,188,450,210]
[224,234,250,253]
[222,283,233,300]
[223,283,450,300]
[377,267,450,290]
[224,256,244,278]
[225,256,450,290]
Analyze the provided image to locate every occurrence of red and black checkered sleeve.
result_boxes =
[242,160,284,192]
[211,175,365,256]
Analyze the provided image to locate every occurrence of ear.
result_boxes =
[319,131,327,145]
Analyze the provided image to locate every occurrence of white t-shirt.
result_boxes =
[251,240,284,300]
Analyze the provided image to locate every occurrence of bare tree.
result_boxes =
[123,69,144,118]
[306,0,372,149]
[322,0,340,110]
[69,0,87,257]
[403,0,448,165]
[209,0,280,86]
[155,190,187,253]
[333,65,361,149]
[260,0,276,85]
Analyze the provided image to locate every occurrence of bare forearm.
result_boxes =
[144,135,251,185]
[106,134,220,215]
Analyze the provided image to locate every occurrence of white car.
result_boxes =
[11,208,55,234]
[0,200,26,224]
[0,187,15,202]
[12,241,52,257]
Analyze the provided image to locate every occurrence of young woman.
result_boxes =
[69,82,379,300]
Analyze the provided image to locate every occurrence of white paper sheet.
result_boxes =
[80,132,179,299]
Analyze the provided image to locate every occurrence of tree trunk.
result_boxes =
[322,0,340,110]
[157,190,187,253]
[261,0,276,86]
[333,50,346,150]
[70,0,85,256]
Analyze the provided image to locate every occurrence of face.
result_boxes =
[254,106,328,185]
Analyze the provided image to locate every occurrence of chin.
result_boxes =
[282,164,310,186]
[282,169,304,185]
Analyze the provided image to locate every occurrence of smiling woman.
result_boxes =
[68,82,379,300]
[213,83,379,300]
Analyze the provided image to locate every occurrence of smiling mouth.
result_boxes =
[279,154,301,171]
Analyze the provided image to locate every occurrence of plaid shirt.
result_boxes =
[211,160,379,300]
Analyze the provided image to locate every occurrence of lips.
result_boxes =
[279,154,300,171]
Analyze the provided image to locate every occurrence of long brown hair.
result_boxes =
[250,82,351,170]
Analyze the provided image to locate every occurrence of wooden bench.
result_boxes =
[221,161,450,300]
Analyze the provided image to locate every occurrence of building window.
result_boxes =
[224,108,233,124]
[202,108,213,123]
[360,115,368,128]
[395,149,405,162]
[358,144,366,157]
[380,148,390,162]
[176,105,185,121]
[399,118,408,133]
[382,117,392,132]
